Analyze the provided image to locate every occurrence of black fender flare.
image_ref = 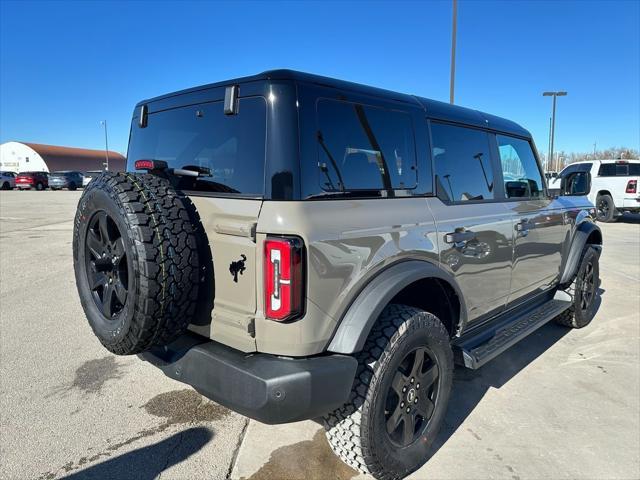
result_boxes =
[327,260,467,354]
[559,220,602,286]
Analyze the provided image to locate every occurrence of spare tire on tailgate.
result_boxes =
[73,172,211,355]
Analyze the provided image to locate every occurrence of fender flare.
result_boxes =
[559,220,602,285]
[327,260,467,354]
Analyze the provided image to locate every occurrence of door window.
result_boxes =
[496,135,544,199]
[431,122,494,202]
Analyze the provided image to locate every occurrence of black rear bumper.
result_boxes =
[139,332,357,424]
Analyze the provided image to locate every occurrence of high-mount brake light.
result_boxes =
[134,160,168,171]
[264,237,304,321]
[134,160,154,170]
[626,180,637,194]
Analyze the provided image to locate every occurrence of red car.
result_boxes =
[15,171,49,190]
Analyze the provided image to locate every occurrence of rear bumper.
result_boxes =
[621,198,640,210]
[139,332,357,424]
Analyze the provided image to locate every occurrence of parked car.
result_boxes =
[15,171,48,190]
[82,170,104,187]
[549,159,640,222]
[49,171,84,190]
[72,70,603,480]
[0,171,16,190]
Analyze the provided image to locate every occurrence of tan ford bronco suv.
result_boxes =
[73,70,602,479]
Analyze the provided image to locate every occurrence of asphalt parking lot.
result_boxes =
[1,190,639,480]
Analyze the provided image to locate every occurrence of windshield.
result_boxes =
[127,97,267,196]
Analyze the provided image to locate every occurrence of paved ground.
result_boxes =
[1,190,638,480]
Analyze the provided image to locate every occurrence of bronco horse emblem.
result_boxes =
[229,254,247,283]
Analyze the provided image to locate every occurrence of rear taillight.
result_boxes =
[264,236,304,321]
[626,180,637,194]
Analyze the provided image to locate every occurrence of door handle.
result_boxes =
[516,219,533,236]
[445,230,477,245]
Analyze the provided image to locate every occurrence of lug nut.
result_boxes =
[410,378,414,384]
[416,383,420,389]
[400,402,405,408]
[414,398,418,404]
[402,387,407,393]
[406,407,410,413]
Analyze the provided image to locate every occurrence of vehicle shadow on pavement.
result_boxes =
[617,213,640,224]
[62,427,213,480]
[429,321,572,454]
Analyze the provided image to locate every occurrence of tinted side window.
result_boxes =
[497,135,544,199]
[127,97,266,195]
[598,163,616,176]
[431,123,494,202]
[316,100,416,193]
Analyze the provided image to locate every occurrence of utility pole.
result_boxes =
[449,0,457,104]
[100,120,109,171]
[542,91,567,173]
[547,117,552,171]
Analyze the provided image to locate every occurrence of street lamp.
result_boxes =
[100,120,109,171]
[542,91,567,172]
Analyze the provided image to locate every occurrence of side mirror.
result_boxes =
[562,172,590,196]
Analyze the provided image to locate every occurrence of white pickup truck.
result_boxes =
[549,159,640,222]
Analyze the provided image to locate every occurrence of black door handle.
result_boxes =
[516,219,534,235]
[445,230,477,244]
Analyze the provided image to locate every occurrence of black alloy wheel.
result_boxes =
[597,198,609,219]
[385,346,440,447]
[84,210,128,319]
[578,258,596,313]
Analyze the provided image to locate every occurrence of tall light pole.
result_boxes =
[542,91,567,172]
[100,120,109,171]
[449,0,458,104]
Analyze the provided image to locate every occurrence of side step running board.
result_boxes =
[453,298,571,369]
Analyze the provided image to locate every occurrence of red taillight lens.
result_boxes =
[264,236,304,321]
[135,159,155,170]
[626,180,637,193]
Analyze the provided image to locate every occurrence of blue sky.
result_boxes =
[1,0,638,156]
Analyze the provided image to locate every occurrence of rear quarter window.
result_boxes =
[315,99,417,195]
[127,97,267,196]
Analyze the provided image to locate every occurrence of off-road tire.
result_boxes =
[323,304,453,480]
[555,245,600,328]
[596,194,616,222]
[73,172,211,355]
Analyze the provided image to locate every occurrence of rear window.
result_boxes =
[316,99,417,194]
[127,97,267,196]
[598,162,640,176]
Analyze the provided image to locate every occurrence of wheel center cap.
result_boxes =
[406,388,416,403]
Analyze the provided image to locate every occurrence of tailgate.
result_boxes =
[189,197,262,352]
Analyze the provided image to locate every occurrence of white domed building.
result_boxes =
[0,141,125,173]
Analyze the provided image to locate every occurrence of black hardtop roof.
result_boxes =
[138,69,531,138]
